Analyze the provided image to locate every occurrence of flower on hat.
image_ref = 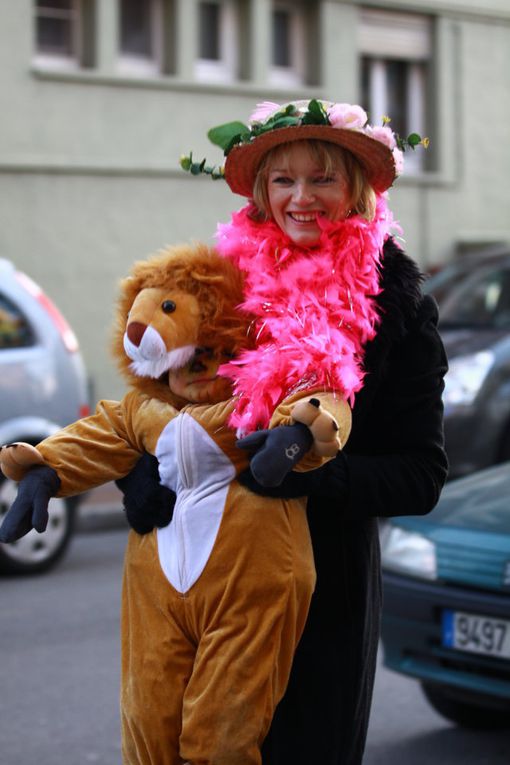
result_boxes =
[392,147,404,175]
[249,101,282,124]
[180,99,428,185]
[365,125,397,150]
[327,103,367,130]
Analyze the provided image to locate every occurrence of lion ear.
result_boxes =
[190,270,224,285]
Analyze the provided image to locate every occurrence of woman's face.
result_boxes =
[266,143,351,248]
[168,348,233,404]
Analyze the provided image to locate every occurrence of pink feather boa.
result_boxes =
[216,194,396,433]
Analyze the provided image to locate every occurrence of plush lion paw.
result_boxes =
[0,443,45,482]
[291,398,342,458]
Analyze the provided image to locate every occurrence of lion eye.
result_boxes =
[162,300,176,314]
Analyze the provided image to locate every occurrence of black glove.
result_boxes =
[0,465,61,543]
[115,452,176,535]
[238,451,349,500]
[237,422,313,487]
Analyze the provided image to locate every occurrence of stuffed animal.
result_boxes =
[0,243,351,765]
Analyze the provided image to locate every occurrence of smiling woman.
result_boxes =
[120,98,448,765]
[261,144,352,248]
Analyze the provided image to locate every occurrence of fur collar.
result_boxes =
[376,237,424,341]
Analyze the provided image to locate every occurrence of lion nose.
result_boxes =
[126,321,147,347]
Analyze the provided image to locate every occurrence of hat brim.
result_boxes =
[224,124,396,197]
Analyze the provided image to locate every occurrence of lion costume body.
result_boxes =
[1,244,351,765]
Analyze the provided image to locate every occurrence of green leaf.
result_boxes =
[190,162,204,175]
[407,133,422,148]
[223,133,248,155]
[179,153,192,171]
[258,115,300,134]
[207,121,250,151]
[301,99,329,126]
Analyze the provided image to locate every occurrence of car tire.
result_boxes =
[0,474,77,575]
[421,682,510,729]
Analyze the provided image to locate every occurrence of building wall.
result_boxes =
[0,0,509,400]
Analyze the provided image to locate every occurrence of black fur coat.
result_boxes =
[261,238,449,765]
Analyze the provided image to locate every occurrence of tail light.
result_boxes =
[14,271,79,354]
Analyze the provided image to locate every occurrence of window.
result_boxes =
[34,0,96,69]
[0,295,34,350]
[118,0,164,75]
[273,8,291,68]
[199,2,221,61]
[359,9,432,174]
[195,0,239,83]
[34,0,80,67]
[440,268,510,330]
[269,1,306,87]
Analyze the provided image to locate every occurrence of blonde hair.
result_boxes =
[251,139,376,221]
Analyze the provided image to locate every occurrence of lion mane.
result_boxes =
[112,242,252,404]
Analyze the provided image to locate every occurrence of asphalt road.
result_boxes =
[1,528,509,765]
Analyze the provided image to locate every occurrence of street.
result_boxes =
[0,528,509,765]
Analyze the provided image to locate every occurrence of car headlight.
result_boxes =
[381,525,437,580]
[443,350,494,409]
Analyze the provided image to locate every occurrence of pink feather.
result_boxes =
[216,194,398,432]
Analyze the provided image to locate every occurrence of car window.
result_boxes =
[0,292,35,348]
[424,265,471,305]
[439,268,510,328]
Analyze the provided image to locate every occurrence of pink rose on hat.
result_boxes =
[392,147,404,175]
[365,125,397,150]
[327,103,367,130]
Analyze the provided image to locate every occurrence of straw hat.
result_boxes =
[180,99,427,196]
[225,122,396,197]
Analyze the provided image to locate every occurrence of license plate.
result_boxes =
[442,609,510,659]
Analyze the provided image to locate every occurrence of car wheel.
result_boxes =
[0,474,76,575]
[421,682,510,729]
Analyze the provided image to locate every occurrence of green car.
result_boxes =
[380,463,510,729]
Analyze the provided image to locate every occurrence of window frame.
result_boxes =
[33,0,82,71]
[194,0,239,84]
[268,0,306,88]
[117,0,164,77]
[359,8,433,175]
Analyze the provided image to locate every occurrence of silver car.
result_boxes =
[425,248,510,479]
[0,258,90,574]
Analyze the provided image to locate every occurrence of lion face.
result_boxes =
[111,243,253,403]
[123,287,201,379]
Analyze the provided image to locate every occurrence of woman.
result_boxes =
[120,99,448,765]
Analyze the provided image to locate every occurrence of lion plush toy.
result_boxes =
[0,243,351,765]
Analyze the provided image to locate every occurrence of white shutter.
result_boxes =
[359,9,431,61]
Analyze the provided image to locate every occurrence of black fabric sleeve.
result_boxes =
[315,294,448,518]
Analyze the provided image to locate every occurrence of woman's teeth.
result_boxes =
[289,212,318,222]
